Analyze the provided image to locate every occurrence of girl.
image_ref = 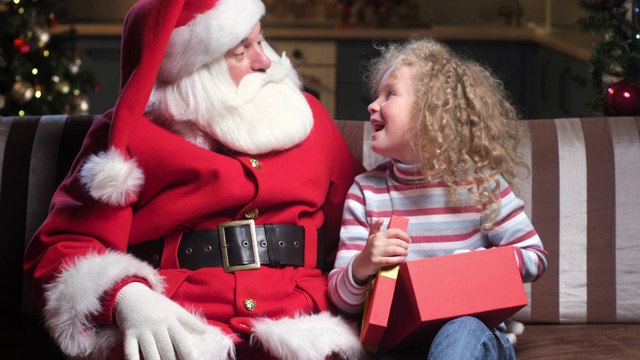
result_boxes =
[328,38,548,359]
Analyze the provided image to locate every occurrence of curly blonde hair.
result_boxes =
[366,38,530,229]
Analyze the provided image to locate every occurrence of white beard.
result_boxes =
[147,44,313,155]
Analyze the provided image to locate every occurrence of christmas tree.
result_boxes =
[578,0,640,116]
[0,0,98,116]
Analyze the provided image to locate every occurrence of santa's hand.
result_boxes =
[114,282,210,360]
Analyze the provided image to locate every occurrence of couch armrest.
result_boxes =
[0,114,96,358]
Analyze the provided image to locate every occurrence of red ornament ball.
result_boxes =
[13,38,30,54]
[605,80,640,116]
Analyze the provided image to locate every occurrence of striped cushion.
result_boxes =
[0,115,96,321]
[335,117,640,324]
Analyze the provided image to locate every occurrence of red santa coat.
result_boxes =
[23,93,366,359]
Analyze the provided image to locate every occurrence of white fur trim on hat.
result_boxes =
[79,147,144,207]
[250,312,367,360]
[43,250,163,358]
[158,0,266,83]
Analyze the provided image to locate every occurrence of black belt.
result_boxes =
[129,220,325,272]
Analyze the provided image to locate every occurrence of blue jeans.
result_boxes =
[376,316,516,360]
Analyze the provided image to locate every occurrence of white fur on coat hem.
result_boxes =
[251,312,367,360]
[79,146,144,207]
[43,250,163,359]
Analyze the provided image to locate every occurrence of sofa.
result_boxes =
[2,114,640,359]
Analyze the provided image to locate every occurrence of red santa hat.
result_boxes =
[79,0,265,207]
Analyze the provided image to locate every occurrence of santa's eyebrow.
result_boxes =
[239,27,264,45]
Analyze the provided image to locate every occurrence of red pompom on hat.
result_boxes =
[79,0,265,207]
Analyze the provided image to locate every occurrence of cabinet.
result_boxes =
[268,40,337,118]
[532,46,593,118]
[336,40,382,121]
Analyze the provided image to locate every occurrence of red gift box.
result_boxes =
[360,215,409,354]
[382,246,528,351]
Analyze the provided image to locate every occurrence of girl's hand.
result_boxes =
[351,218,411,285]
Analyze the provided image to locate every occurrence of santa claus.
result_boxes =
[23,0,366,359]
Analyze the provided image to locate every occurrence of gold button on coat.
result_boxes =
[244,208,259,219]
[249,158,261,169]
[243,298,257,311]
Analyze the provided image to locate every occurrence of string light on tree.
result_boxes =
[0,0,99,115]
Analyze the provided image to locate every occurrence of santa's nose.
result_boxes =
[252,47,271,72]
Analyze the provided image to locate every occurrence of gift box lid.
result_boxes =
[360,215,409,353]
[383,246,527,350]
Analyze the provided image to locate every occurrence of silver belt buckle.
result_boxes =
[218,219,260,272]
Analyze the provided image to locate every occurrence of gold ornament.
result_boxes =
[66,94,90,115]
[31,24,50,45]
[11,80,34,103]
[69,52,83,75]
[54,80,70,94]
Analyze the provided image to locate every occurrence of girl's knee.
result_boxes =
[441,316,489,334]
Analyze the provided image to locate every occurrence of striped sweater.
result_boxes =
[328,160,548,315]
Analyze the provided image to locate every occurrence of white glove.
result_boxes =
[115,282,230,360]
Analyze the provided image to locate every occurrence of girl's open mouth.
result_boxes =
[371,119,385,133]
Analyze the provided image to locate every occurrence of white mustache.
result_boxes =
[231,53,294,108]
